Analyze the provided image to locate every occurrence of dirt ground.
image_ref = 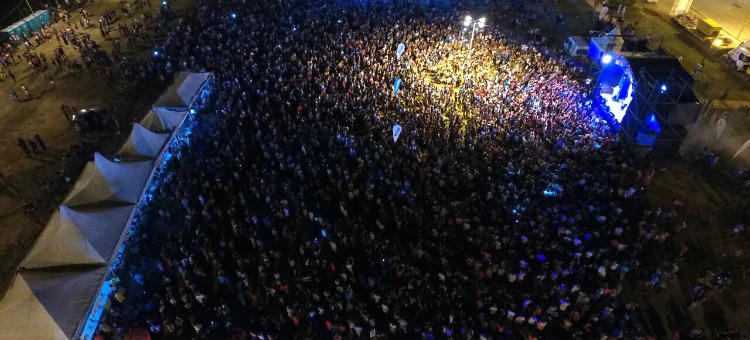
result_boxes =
[636,159,750,337]
[0,0,193,296]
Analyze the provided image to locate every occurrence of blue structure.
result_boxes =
[635,113,661,146]
[619,56,700,153]
[1,10,51,40]
[593,53,635,125]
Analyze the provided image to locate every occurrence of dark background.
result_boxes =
[0,0,57,29]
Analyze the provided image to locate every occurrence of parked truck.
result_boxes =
[696,18,722,38]
[670,15,730,44]
[726,40,750,71]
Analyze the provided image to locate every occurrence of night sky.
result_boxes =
[1,0,52,29]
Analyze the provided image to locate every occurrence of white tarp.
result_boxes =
[0,275,68,340]
[139,110,163,132]
[21,210,105,269]
[21,205,135,269]
[590,26,624,59]
[63,154,153,208]
[139,108,188,133]
[669,0,694,16]
[23,267,108,339]
[153,72,211,109]
[118,123,170,160]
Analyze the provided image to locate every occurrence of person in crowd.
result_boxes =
[20,84,30,98]
[33,135,47,152]
[17,138,31,157]
[9,90,19,103]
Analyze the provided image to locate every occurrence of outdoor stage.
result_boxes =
[591,50,701,152]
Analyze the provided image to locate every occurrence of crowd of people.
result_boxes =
[91,0,727,339]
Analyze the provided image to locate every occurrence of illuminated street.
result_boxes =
[647,0,750,40]
[693,0,750,40]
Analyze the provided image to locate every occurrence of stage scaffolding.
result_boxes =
[619,64,699,154]
[670,0,694,17]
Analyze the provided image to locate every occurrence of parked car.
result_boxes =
[72,107,108,134]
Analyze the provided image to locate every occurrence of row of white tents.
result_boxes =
[0,72,211,339]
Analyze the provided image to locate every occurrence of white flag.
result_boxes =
[599,7,609,21]
[716,118,726,140]
[397,43,406,59]
[732,138,750,159]
[393,124,403,142]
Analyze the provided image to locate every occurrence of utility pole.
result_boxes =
[737,14,750,41]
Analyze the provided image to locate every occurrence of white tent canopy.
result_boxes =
[0,274,68,340]
[0,71,214,338]
[153,72,211,110]
[63,153,153,208]
[21,209,105,269]
[139,108,188,133]
[21,205,135,269]
[118,123,170,160]
[23,268,108,340]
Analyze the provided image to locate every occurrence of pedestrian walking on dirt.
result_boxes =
[27,139,40,154]
[61,104,71,121]
[20,84,30,98]
[7,70,16,82]
[18,138,31,157]
[33,135,47,152]
[9,90,19,103]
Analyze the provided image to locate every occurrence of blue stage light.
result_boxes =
[230,13,237,19]
[646,113,661,133]
[601,54,612,64]
[660,84,667,93]
[153,50,159,56]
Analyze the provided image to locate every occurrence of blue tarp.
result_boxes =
[1,10,51,40]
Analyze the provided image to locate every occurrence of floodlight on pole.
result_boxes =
[462,16,486,47]
[460,15,487,87]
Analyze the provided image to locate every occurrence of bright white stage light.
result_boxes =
[601,54,612,64]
